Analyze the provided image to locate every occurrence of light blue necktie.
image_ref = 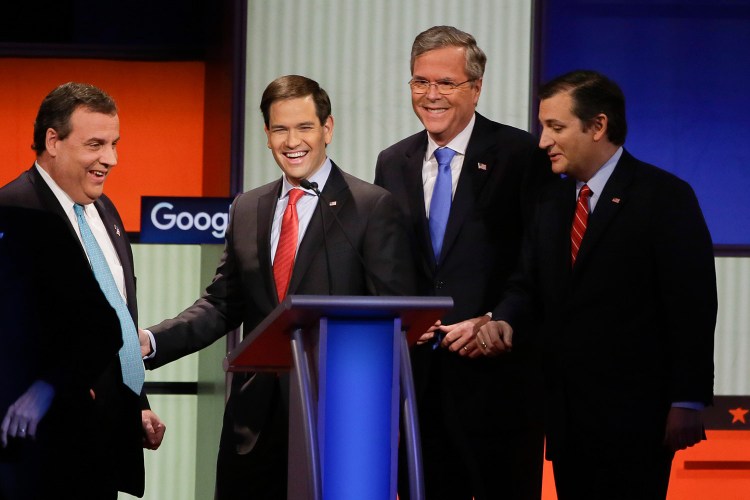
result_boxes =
[74,204,144,394]
[429,147,457,260]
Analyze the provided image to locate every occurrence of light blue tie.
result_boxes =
[74,204,144,394]
[429,147,457,260]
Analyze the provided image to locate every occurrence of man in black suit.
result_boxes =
[0,82,165,498]
[139,75,414,499]
[0,206,122,499]
[479,70,716,499]
[374,25,554,500]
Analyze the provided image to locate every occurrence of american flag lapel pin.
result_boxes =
[611,197,621,204]
[329,201,337,207]
[114,225,121,236]
[477,162,487,171]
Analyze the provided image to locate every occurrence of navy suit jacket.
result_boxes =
[0,166,148,496]
[494,150,717,459]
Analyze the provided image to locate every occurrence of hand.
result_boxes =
[439,315,491,357]
[141,409,166,450]
[138,328,153,358]
[476,320,514,357]
[1,380,55,447]
[415,320,442,345]
[664,407,705,452]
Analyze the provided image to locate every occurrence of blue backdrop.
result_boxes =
[538,0,750,246]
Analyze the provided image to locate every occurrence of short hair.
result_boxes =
[410,25,487,81]
[259,75,332,127]
[539,70,627,145]
[33,82,117,155]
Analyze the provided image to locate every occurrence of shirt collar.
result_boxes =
[279,157,333,199]
[576,146,623,197]
[425,113,476,161]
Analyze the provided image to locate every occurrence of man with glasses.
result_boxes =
[374,25,554,500]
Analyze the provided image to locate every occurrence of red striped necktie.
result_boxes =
[273,188,305,301]
[570,184,593,266]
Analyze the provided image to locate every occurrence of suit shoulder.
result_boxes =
[477,116,539,150]
[0,170,36,206]
[377,130,426,162]
[341,170,392,200]
[232,179,280,207]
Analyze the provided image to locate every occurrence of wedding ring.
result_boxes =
[480,341,488,349]
[462,346,469,352]
[19,427,26,433]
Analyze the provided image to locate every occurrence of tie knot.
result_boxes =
[73,203,86,216]
[579,184,593,200]
[434,147,456,168]
[287,188,305,205]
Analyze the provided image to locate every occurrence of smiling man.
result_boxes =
[139,75,414,499]
[0,82,165,498]
[374,25,554,500]
[479,70,717,499]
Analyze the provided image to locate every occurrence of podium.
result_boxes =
[224,295,452,500]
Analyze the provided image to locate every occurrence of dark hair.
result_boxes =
[539,70,627,145]
[410,25,487,81]
[33,82,117,155]
[259,75,332,127]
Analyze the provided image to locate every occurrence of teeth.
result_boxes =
[91,171,105,177]
[425,108,447,114]
[286,151,306,158]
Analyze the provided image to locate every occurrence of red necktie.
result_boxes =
[570,184,593,266]
[273,189,305,301]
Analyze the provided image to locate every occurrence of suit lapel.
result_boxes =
[574,152,634,271]
[287,163,349,295]
[258,180,282,304]
[401,137,436,269]
[439,115,493,263]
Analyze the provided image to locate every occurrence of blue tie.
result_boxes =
[429,147,457,260]
[74,204,144,394]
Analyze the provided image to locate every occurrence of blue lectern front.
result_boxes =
[224,295,452,500]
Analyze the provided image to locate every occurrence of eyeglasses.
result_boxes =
[409,78,475,95]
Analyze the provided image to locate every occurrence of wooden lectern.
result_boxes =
[224,295,452,500]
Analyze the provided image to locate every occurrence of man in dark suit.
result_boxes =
[138,75,414,499]
[0,206,122,499]
[0,82,165,498]
[374,25,554,500]
[479,70,716,499]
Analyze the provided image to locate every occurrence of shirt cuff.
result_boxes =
[143,329,156,360]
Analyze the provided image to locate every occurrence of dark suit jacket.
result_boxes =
[0,166,148,497]
[0,206,122,499]
[494,150,717,460]
[146,163,414,454]
[374,113,554,493]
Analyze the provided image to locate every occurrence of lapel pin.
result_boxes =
[114,225,121,236]
[477,162,487,171]
[611,197,621,204]
[329,201,337,207]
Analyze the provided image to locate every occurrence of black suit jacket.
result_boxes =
[0,166,148,497]
[0,206,122,499]
[374,113,554,495]
[146,163,414,454]
[494,150,717,460]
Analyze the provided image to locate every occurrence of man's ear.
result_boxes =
[591,113,608,142]
[45,128,59,157]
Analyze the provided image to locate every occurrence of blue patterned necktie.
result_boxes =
[429,147,457,260]
[74,204,144,394]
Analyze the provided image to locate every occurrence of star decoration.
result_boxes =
[729,407,749,424]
